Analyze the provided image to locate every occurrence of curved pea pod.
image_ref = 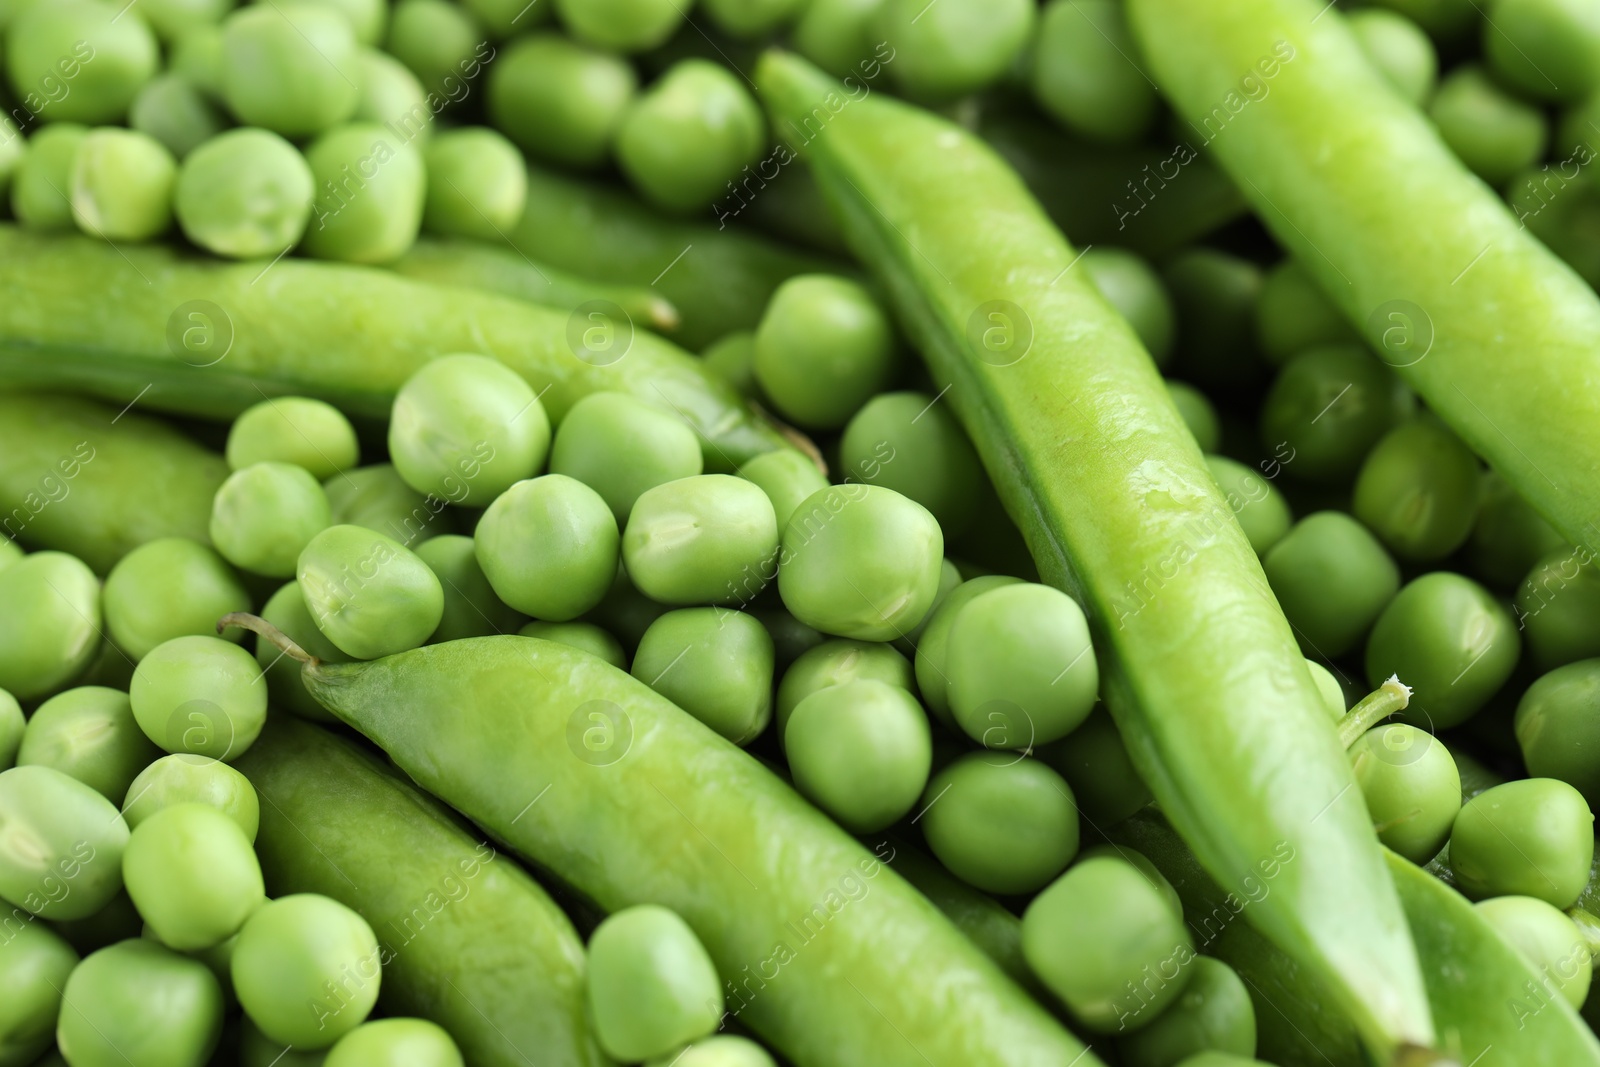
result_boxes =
[0,226,789,470]
[232,714,610,1067]
[755,50,1433,1064]
[1126,0,1600,555]
[233,620,1104,1067]
[0,391,227,573]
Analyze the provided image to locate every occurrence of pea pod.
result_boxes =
[1126,0,1600,553]
[0,226,789,470]
[232,714,609,1067]
[755,51,1433,1063]
[0,391,227,572]
[233,619,1104,1067]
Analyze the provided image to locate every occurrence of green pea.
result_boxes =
[1430,64,1548,185]
[793,0,888,77]
[240,1018,329,1067]
[1031,0,1158,144]
[130,73,226,160]
[297,525,444,658]
[552,0,685,53]
[586,905,722,1062]
[1022,855,1194,1032]
[754,275,899,431]
[129,635,268,761]
[549,393,704,523]
[913,575,1022,725]
[300,0,387,45]
[775,638,914,740]
[324,1018,463,1067]
[384,0,485,96]
[1484,0,1600,103]
[1515,660,1600,807]
[839,392,984,538]
[422,127,526,241]
[1202,456,1292,557]
[699,0,803,36]
[587,566,672,652]
[1162,248,1264,390]
[779,485,944,642]
[0,552,101,702]
[303,123,426,264]
[210,462,332,579]
[228,398,359,482]
[1349,8,1438,106]
[413,535,523,642]
[518,620,627,669]
[1470,471,1567,590]
[58,939,223,1067]
[476,474,619,621]
[875,0,1035,102]
[103,538,251,661]
[1035,706,1152,826]
[1365,572,1519,729]
[10,124,88,231]
[220,3,360,137]
[1259,345,1413,484]
[897,557,962,656]
[1076,843,1183,920]
[1450,778,1594,907]
[486,33,636,168]
[1117,955,1256,1067]
[0,540,20,574]
[325,464,454,547]
[0,764,130,921]
[255,581,347,722]
[129,0,232,42]
[624,475,779,607]
[1262,512,1399,658]
[1352,417,1482,561]
[701,331,759,396]
[785,678,931,832]
[1349,724,1461,865]
[646,1035,775,1067]
[736,450,829,531]
[233,894,381,1049]
[1473,895,1592,1009]
[0,688,22,771]
[1165,381,1220,454]
[615,60,765,214]
[1305,659,1347,722]
[1254,259,1358,365]
[352,47,432,139]
[123,753,261,842]
[921,753,1079,895]
[1520,546,1600,674]
[633,608,774,744]
[68,127,176,242]
[0,920,77,1067]
[175,128,316,259]
[464,0,551,36]
[171,25,225,100]
[5,1,157,124]
[1082,247,1176,366]
[18,687,161,802]
[123,803,263,951]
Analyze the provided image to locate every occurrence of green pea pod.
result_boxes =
[0,226,788,470]
[0,391,227,573]
[233,714,610,1067]
[754,51,1434,1063]
[389,238,683,335]
[232,620,1104,1067]
[1126,0,1600,553]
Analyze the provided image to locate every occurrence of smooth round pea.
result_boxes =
[1035,707,1152,826]
[875,0,1035,102]
[1259,345,1413,484]
[736,450,830,531]
[0,765,130,921]
[702,331,758,396]
[586,905,722,1062]
[1118,956,1257,1067]
[1349,724,1461,864]
[1163,248,1264,390]
[255,581,347,722]
[1430,64,1548,185]
[792,0,889,77]
[301,0,387,45]
[1474,895,1592,1009]
[176,128,316,258]
[1516,547,1600,669]
[1203,456,1292,557]
[1076,843,1183,920]
[171,25,226,99]
[921,754,1079,895]
[786,679,931,833]
[1082,247,1176,366]
[1254,260,1357,364]
[775,638,914,739]
[646,1035,776,1067]
[898,557,962,655]
[1022,855,1194,1033]
[0,920,77,1067]
[10,124,88,231]
[1350,8,1438,106]
[240,1017,330,1067]
[123,803,263,951]
[1470,472,1566,590]
[1306,659,1347,722]
[1450,778,1595,907]
[422,127,527,240]
[913,575,1022,724]
[754,275,898,430]
[58,939,223,1067]
[588,568,673,652]
[1031,0,1157,144]
[616,59,765,213]
[1262,512,1400,658]
[129,636,267,761]
[700,0,804,37]
[70,127,176,242]
[134,0,236,42]
[325,1018,463,1067]
[476,475,619,621]
[1166,381,1221,454]
[1365,572,1519,729]
[325,464,453,546]
[0,689,21,771]
[413,535,524,642]
[487,33,636,167]
[104,538,251,661]
[302,123,426,264]
[297,525,444,659]
[623,475,779,607]
[632,609,774,744]
[552,0,685,53]
[220,3,360,136]
[210,462,332,578]
[353,47,431,137]
[1352,417,1482,561]
[549,393,704,523]
[6,1,157,124]
[18,687,161,802]
[839,392,984,537]
[465,0,551,36]
[1484,0,1600,103]
[0,552,101,701]
[384,0,484,95]
[232,894,381,1049]
[227,398,359,481]
[518,621,627,669]
[779,485,944,642]
[946,584,1098,749]
[123,753,260,842]
[130,73,226,160]
[1516,660,1600,807]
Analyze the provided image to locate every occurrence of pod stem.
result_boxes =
[218,612,319,667]
[1336,675,1413,750]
